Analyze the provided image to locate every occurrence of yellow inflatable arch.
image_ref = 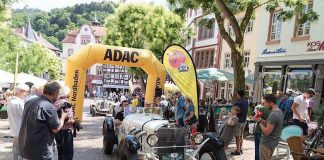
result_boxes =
[64,44,166,121]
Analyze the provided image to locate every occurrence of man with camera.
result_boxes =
[54,85,75,160]
[18,81,69,160]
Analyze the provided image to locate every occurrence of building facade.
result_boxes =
[184,8,222,100]
[14,20,61,80]
[255,0,324,98]
[61,20,106,96]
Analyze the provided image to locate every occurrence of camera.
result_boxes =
[57,102,72,121]
[60,102,72,111]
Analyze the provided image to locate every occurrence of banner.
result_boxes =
[65,44,166,122]
[163,45,198,116]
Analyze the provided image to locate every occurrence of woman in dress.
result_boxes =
[184,96,197,145]
[219,105,240,149]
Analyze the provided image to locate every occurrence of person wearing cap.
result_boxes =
[7,84,30,160]
[291,88,316,135]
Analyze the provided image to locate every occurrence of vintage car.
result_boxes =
[90,98,115,117]
[102,110,227,160]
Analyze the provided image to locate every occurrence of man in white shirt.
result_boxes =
[291,88,315,135]
[7,84,29,160]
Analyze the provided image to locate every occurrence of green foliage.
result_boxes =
[0,27,61,80]
[104,4,186,88]
[10,1,117,49]
[314,104,324,125]
[105,4,185,59]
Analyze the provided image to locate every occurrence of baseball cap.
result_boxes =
[161,95,166,99]
[306,88,316,95]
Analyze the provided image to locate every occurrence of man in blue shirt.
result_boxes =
[231,89,248,155]
[175,91,185,127]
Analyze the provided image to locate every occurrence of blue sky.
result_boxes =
[13,0,168,11]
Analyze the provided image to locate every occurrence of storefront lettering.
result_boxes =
[262,48,287,55]
[104,49,139,63]
[306,41,324,52]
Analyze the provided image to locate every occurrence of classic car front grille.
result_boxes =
[156,127,185,156]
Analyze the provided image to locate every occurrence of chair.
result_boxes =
[287,136,309,160]
[287,136,324,160]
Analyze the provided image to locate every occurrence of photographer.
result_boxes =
[54,85,75,160]
[19,81,68,160]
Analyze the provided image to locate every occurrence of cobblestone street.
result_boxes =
[0,99,290,160]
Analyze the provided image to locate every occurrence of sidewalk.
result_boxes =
[0,119,12,160]
[0,116,291,160]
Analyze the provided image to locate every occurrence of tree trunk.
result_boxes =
[232,49,245,102]
[138,75,146,93]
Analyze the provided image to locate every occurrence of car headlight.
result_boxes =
[147,134,158,146]
[193,132,204,144]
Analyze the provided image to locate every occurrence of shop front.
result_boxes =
[255,59,324,99]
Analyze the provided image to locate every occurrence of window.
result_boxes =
[81,35,91,45]
[224,53,232,69]
[269,12,282,40]
[245,20,254,33]
[243,51,250,68]
[96,66,102,75]
[209,50,214,68]
[68,49,74,57]
[297,1,313,36]
[198,20,215,41]
[200,51,204,68]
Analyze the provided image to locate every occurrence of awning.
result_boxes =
[17,73,47,85]
[91,80,103,84]
[103,85,129,89]
[0,70,14,83]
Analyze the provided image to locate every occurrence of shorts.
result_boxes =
[259,144,275,160]
[235,122,246,137]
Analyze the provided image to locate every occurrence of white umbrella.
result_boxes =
[253,74,263,104]
[17,73,47,86]
[0,70,14,83]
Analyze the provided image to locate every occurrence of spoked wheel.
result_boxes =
[200,152,215,160]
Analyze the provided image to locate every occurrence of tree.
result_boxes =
[0,0,17,23]
[104,4,185,91]
[10,1,117,49]
[168,0,319,100]
[0,27,61,80]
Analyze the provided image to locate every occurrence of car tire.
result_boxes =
[199,141,227,160]
[103,131,115,154]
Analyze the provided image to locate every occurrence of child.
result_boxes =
[219,105,240,149]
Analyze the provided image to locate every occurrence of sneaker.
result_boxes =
[230,151,241,156]
[240,150,243,154]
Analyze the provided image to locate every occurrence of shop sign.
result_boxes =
[306,41,324,52]
[261,48,287,55]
